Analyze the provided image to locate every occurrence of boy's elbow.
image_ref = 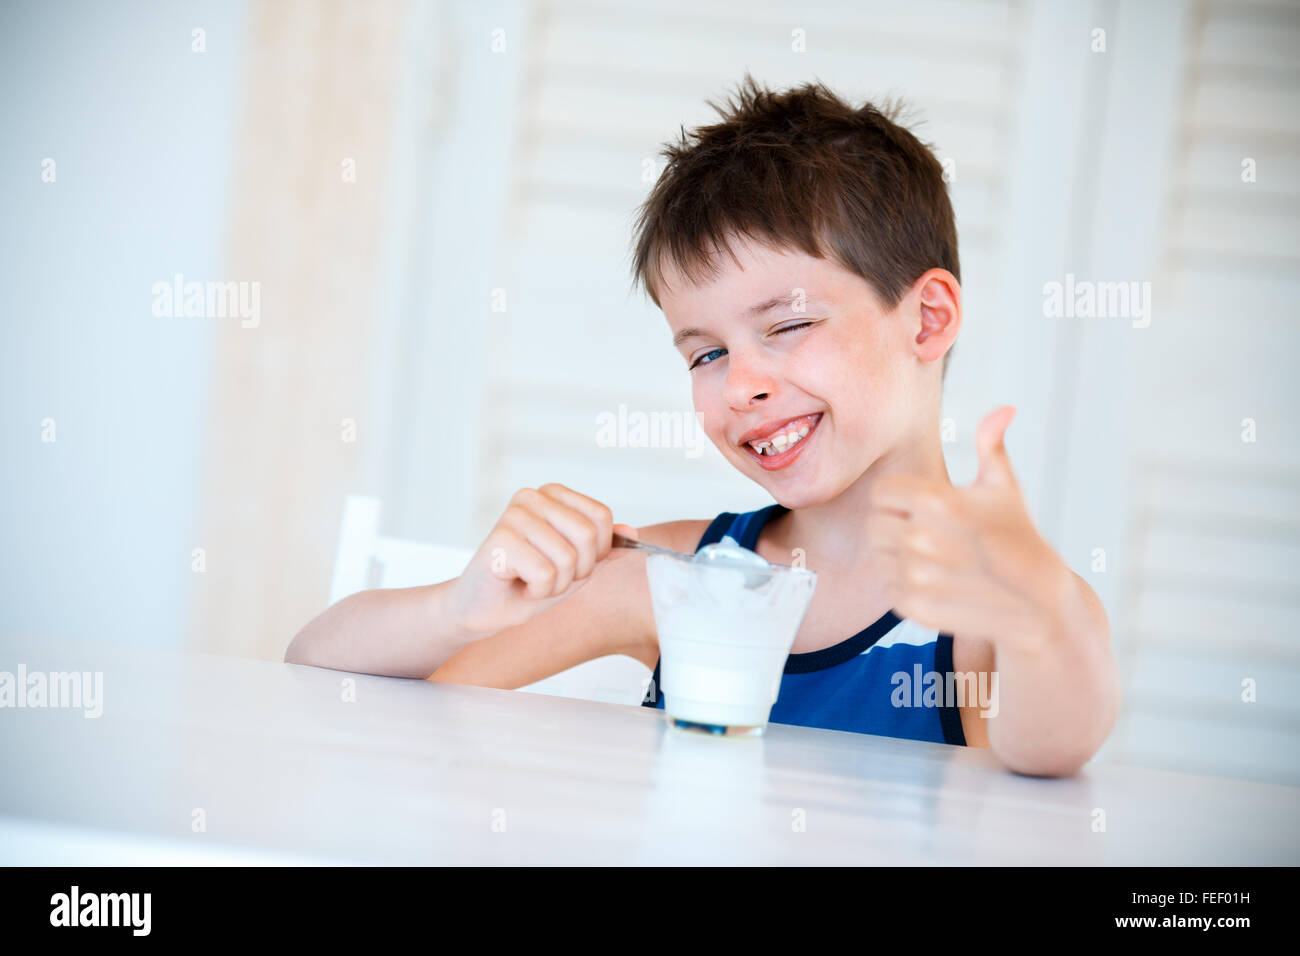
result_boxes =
[999,743,1094,778]
[284,600,345,667]
[283,628,316,666]
[1001,681,1122,778]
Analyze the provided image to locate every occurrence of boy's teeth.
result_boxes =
[749,421,814,455]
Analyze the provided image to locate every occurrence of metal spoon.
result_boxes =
[613,532,773,588]
[611,531,690,560]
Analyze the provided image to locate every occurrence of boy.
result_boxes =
[286,77,1120,777]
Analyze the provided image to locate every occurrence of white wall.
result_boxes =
[0,0,247,647]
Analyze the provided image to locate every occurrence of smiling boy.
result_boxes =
[286,77,1120,777]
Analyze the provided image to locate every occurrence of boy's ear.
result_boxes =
[911,268,961,366]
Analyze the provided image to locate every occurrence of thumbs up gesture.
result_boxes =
[973,405,1021,490]
[865,406,1070,649]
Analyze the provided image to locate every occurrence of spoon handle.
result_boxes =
[611,532,688,559]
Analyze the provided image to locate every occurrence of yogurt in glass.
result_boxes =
[645,538,817,736]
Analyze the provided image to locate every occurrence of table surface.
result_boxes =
[1,631,1296,865]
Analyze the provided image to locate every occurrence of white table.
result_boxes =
[1,632,1296,865]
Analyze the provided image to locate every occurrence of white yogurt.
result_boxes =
[646,545,817,730]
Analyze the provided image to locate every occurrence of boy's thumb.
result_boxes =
[974,405,1019,490]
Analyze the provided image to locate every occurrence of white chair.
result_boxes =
[330,495,651,705]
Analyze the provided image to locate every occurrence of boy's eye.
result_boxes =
[689,347,725,371]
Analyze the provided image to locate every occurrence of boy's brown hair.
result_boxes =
[632,75,960,381]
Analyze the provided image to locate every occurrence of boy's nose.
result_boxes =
[722,348,780,407]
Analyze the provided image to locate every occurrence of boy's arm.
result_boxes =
[867,406,1122,776]
[988,568,1120,774]
[954,567,1120,772]
[284,579,479,679]
[286,519,696,685]
[285,550,655,684]
[427,520,701,687]
[427,540,653,687]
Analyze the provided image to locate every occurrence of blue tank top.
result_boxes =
[641,503,967,746]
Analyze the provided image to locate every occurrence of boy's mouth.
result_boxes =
[738,412,823,470]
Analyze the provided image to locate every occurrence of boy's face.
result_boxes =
[659,236,948,509]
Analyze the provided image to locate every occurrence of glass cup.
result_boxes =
[645,548,817,737]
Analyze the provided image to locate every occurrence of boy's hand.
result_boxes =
[446,483,639,638]
[864,406,1071,650]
